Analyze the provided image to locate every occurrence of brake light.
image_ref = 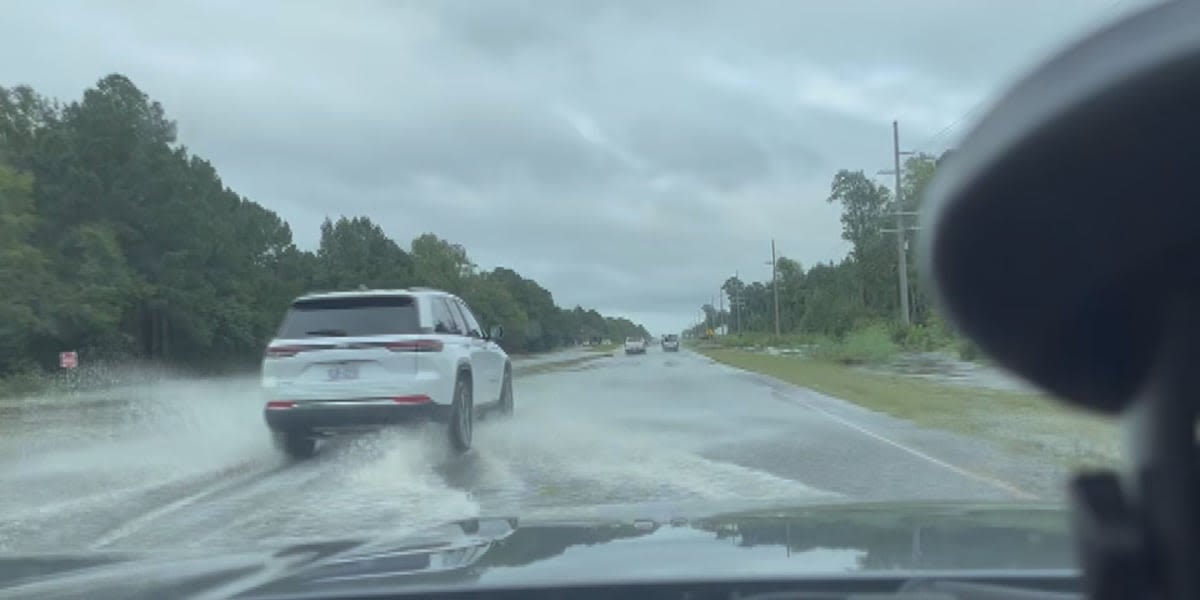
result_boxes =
[391,395,431,404]
[384,339,444,352]
[265,345,305,358]
[266,401,296,409]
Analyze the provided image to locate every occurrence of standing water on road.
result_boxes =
[0,349,1047,552]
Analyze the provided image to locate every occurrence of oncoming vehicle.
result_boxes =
[661,334,679,352]
[623,336,647,355]
[260,289,512,459]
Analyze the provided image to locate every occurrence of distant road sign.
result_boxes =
[59,351,78,369]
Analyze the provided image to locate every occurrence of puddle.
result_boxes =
[862,352,1036,394]
[730,345,1034,394]
[762,346,812,357]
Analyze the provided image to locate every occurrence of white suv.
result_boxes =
[261,289,512,459]
[624,337,647,355]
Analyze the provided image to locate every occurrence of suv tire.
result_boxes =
[449,374,473,452]
[498,367,514,417]
[274,431,316,460]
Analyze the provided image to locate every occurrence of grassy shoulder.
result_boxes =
[513,352,612,377]
[0,370,46,400]
[702,321,981,364]
[694,344,1118,468]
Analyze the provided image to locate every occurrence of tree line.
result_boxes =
[0,74,648,376]
[688,151,955,350]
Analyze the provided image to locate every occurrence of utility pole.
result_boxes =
[729,286,739,336]
[892,121,911,326]
[710,294,716,331]
[718,287,724,334]
[734,271,741,335]
[771,239,780,337]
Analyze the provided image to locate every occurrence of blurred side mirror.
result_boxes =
[488,325,504,341]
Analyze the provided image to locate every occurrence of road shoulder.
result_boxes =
[692,344,1120,497]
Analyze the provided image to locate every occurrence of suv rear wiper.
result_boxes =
[305,329,348,337]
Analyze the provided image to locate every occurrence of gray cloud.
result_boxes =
[1,0,1152,333]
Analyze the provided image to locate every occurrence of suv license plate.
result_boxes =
[327,365,359,381]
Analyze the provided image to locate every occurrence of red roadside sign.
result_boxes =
[59,351,78,369]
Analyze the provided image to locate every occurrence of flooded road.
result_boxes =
[0,349,1057,553]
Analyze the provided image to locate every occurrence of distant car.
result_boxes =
[260,288,512,459]
[661,334,680,352]
[624,337,647,355]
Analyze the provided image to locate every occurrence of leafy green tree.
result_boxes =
[488,267,562,351]
[0,85,57,168]
[0,74,649,377]
[696,157,963,350]
[0,163,52,372]
[774,257,805,332]
[411,233,473,293]
[314,216,412,291]
[827,170,891,262]
[901,154,937,212]
[461,272,529,350]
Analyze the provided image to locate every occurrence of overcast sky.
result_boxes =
[2,0,1150,333]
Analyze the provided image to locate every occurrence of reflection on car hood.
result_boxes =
[0,501,1074,599]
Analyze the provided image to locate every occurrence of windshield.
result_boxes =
[0,0,1143,593]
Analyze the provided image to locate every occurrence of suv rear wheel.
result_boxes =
[449,374,473,452]
[498,367,514,417]
[273,431,316,460]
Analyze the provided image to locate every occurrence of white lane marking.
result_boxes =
[789,394,1038,500]
[89,465,282,549]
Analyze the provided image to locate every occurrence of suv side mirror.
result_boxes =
[488,325,504,341]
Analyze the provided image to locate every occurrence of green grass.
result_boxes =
[696,346,1119,468]
[0,369,50,401]
[700,324,906,366]
[703,322,965,365]
[707,332,813,350]
[809,324,898,364]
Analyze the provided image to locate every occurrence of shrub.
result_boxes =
[957,339,981,361]
[0,367,47,399]
[809,324,898,365]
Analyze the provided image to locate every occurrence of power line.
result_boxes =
[916,102,985,154]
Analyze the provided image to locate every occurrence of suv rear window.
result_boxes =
[276,295,420,338]
[664,334,678,341]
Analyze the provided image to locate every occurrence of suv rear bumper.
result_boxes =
[264,399,453,433]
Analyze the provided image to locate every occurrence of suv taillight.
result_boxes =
[384,339,444,352]
[265,345,305,358]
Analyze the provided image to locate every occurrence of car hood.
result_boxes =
[0,501,1075,599]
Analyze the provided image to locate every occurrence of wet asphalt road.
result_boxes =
[0,348,1048,553]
